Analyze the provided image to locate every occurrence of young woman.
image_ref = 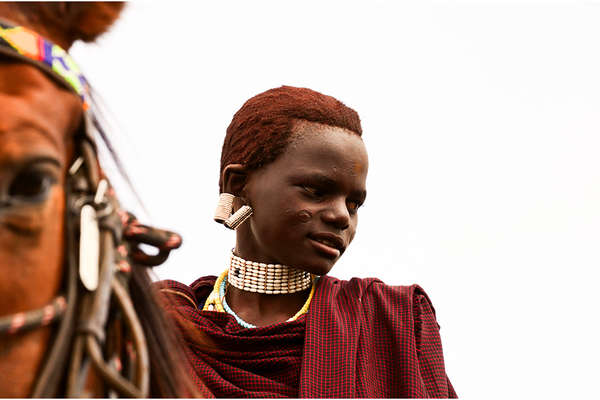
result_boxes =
[159,86,456,398]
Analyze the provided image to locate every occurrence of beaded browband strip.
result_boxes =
[228,252,312,294]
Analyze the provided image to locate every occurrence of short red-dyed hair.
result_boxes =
[219,85,362,190]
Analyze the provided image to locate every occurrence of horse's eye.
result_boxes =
[8,169,55,203]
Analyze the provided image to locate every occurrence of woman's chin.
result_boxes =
[292,257,338,277]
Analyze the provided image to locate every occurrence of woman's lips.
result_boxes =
[307,234,343,259]
[308,238,340,259]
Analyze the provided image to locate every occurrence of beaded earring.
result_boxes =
[214,193,253,230]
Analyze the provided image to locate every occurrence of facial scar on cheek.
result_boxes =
[297,210,312,222]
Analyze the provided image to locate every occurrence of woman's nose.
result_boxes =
[320,198,350,230]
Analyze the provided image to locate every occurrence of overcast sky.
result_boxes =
[71,1,600,398]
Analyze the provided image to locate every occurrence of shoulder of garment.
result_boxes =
[315,275,439,327]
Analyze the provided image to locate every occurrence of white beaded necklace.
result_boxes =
[228,252,312,294]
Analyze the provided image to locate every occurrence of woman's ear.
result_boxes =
[221,164,248,196]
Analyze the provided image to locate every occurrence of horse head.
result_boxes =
[0,3,206,397]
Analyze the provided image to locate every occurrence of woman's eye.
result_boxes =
[302,185,324,198]
[8,170,56,203]
[347,200,361,213]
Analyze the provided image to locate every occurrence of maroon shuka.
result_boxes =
[157,276,456,398]
[301,276,456,398]
[159,276,306,397]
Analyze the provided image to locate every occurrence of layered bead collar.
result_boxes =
[227,252,312,294]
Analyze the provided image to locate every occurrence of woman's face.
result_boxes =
[235,120,368,276]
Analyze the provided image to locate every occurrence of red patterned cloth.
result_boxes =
[157,275,456,398]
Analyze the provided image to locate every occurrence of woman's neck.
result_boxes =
[225,285,310,327]
[224,248,314,326]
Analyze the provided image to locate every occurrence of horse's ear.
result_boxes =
[65,2,125,43]
[3,2,125,48]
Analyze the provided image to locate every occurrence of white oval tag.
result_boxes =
[79,204,100,291]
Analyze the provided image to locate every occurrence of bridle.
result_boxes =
[0,22,182,397]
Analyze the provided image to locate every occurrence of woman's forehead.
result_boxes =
[290,120,366,155]
[273,121,369,176]
[290,119,361,141]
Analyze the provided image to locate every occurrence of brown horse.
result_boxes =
[0,3,207,397]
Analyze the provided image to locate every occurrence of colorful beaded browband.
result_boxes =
[0,21,90,109]
[0,19,145,224]
[0,19,116,163]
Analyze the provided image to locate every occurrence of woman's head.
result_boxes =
[220,86,368,276]
[219,85,363,190]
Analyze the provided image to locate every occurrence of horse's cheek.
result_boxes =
[32,186,66,301]
[0,188,65,397]
[0,186,65,314]
[0,329,53,397]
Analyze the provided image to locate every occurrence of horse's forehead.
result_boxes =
[0,62,82,154]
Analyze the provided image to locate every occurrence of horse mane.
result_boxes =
[5,2,124,47]
[130,268,210,397]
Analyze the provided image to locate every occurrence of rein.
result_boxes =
[0,22,182,397]
[0,297,66,335]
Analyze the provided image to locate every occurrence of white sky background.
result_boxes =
[71,1,600,398]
